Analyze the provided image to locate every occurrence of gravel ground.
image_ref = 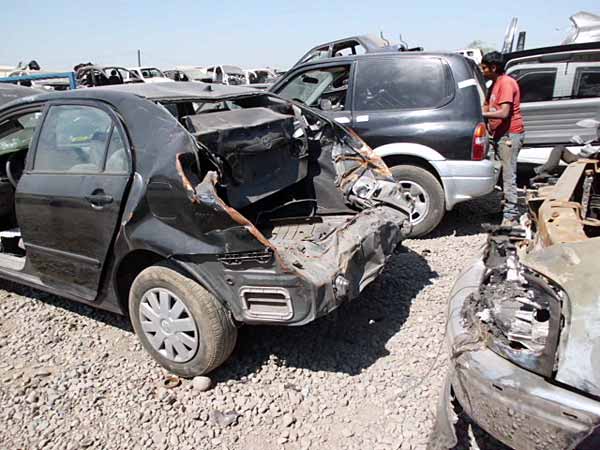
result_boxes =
[0,193,504,450]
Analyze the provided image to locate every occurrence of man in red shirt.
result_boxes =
[481,51,525,224]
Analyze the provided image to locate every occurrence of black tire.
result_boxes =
[129,265,237,377]
[391,165,445,238]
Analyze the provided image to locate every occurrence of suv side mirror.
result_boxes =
[319,99,333,111]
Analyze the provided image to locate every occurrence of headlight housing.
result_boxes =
[464,238,566,377]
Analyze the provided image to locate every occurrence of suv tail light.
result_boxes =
[472,123,488,161]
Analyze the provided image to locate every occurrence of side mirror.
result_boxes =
[319,99,333,111]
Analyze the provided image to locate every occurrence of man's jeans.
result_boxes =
[494,133,524,220]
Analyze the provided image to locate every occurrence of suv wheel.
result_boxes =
[391,165,445,237]
[129,265,237,377]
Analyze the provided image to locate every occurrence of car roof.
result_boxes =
[93,81,261,100]
[0,84,44,108]
[0,82,265,112]
[290,51,460,71]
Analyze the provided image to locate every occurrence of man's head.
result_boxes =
[481,51,506,81]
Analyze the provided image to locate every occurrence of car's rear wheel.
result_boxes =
[391,165,445,238]
[129,265,237,377]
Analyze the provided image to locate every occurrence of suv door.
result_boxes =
[350,56,457,154]
[272,62,354,125]
[16,101,131,301]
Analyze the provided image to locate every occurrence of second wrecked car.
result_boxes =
[0,82,411,375]
[431,154,600,449]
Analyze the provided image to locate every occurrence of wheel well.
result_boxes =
[381,154,443,186]
[115,250,165,316]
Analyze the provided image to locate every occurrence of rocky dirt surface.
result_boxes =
[0,194,504,450]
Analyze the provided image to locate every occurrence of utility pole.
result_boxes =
[137,50,141,67]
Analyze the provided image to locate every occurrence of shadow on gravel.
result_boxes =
[425,191,503,239]
[0,279,132,332]
[0,246,436,382]
[214,246,438,382]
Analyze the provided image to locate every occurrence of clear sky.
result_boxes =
[2,1,598,71]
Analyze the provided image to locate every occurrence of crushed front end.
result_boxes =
[430,159,600,450]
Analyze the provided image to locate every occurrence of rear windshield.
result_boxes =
[354,57,454,110]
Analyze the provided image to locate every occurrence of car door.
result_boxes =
[272,62,355,125]
[16,101,131,301]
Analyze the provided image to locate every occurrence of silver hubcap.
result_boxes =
[139,288,199,363]
[398,180,430,225]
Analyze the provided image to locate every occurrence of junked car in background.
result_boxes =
[163,67,208,83]
[271,51,497,237]
[202,65,248,85]
[0,82,411,376]
[430,120,600,449]
[75,65,144,87]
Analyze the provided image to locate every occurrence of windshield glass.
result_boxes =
[183,69,207,80]
[222,65,244,75]
[0,112,43,156]
[141,68,165,78]
[277,68,343,105]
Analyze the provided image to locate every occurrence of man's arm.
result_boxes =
[483,103,511,119]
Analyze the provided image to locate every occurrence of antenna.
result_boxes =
[380,31,390,47]
[398,34,408,50]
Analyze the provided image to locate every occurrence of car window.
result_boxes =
[515,70,556,102]
[276,66,350,110]
[34,105,113,173]
[143,68,164,78]
[301,46,330,65]
[355,57,452,111]
[0,112,43,157]
[574,68,600,99]
[104,127,128,173]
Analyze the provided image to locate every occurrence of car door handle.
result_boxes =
[85,193,113,206]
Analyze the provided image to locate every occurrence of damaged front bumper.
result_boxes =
[430,258,600,450]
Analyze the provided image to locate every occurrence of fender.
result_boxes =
[372,142,447,161]
[372,142,456,211]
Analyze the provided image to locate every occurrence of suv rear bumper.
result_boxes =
[431,159,499,210]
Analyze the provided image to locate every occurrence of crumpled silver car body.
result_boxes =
[430,159,600,450]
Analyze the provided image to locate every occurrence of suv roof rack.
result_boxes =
[504,41,600,64]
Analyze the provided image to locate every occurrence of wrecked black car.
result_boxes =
[430,158,600,449]
[0,82,411,376]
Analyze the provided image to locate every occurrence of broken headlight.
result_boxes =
[467,247,565,377]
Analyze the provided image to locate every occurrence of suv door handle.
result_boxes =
[85,193,113,206]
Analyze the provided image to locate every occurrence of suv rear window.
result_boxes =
[354,57,453,110]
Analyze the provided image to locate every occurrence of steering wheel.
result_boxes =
[292,97,306,105]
